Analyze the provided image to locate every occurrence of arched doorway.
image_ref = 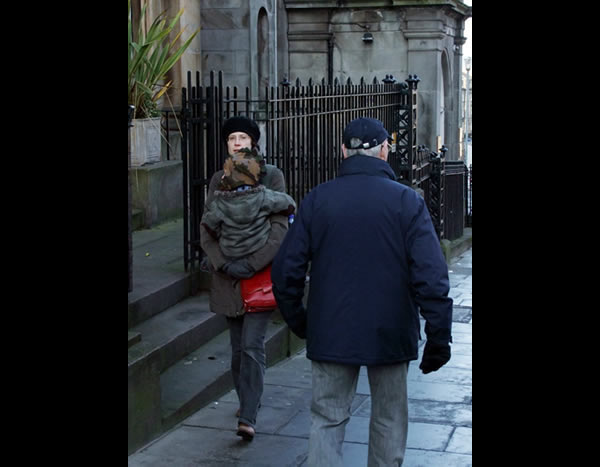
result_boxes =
[258,8,269,98]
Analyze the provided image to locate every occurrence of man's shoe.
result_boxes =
[236,423,255,441]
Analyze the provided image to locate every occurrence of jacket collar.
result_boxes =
[338,155,397,181]
[214,184,264,199]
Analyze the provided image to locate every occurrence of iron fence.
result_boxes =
[181,71,421,271]
[180,71,469,271]
[444,160,467,241]
[466,164,472,227]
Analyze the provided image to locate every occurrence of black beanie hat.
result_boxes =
[222,116,260,143]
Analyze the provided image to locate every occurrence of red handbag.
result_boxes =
[240,264,277,312]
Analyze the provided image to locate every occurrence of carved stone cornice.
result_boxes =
[404,30,446,40]
[284,0,471,18]
[288,32,334,41]
[454,35,467,46]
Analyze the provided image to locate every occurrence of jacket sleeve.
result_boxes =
[244,214,288,272]
[200,201,221,238]
[243,165,289,272]
[405,195,453,346]
[271,196,312,339]
[201,171,228,271]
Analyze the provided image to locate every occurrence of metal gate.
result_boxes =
[181,71,430,271]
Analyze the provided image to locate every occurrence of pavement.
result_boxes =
[128,225,472,466]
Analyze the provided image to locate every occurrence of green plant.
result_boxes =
[128,0,198,119]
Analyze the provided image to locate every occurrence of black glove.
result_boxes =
[419,341,451,374]
[221,259,255,279]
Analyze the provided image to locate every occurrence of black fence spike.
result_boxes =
[406,74,421,89]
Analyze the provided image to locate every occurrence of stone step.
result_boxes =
[159,313,297,433]
[128,292,227,455]
[128,265,208,330]
[128,292,228,374]
[128,331,141,348]
[132,208,145,232]
[128,307,303,455]
[128,217,209,329]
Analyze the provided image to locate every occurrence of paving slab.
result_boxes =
[407,380,471,404]
[446,427,473,455]
[128,425,310,467]
[402,448,472,467]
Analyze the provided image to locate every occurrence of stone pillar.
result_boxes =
[201,0,252,89]
[404,8,446,152]
[276,0,289,84]
[165,0,202,110]
[287,7,331,85]
[453,30,467,161]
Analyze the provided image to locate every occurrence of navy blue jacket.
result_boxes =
[271,155,452,366]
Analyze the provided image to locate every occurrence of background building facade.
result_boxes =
[131,0,472,159]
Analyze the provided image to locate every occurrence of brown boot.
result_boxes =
[236,423,255,441]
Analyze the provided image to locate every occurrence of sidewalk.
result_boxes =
[129,247,472,467]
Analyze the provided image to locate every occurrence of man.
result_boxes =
[200,115,289,441]
[271,117,453,466]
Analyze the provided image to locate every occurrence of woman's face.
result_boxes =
[227,131,252,156]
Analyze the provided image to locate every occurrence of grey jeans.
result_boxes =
[227,310,272,428]
[308,360,409,467]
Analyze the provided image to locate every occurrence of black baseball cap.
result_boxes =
[343,117,390,149]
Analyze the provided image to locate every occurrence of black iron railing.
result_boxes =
[180,71,469,270]
[444,160,467,241]
[181,71,420,271]
[466,164,472,227]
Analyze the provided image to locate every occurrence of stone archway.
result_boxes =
[258,8,270,98]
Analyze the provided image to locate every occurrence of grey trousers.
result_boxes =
[308,360,409,467]
[227,311,272,429]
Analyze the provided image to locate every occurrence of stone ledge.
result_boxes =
[441,227,472,264]
[130,160,183,229]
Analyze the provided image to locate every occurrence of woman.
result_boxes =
[200,116,289,441]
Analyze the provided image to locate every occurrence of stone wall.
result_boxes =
[285,2,470,159]
[200,0,281,99]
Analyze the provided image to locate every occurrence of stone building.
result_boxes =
[130,1,471,229]
[199,0,471,159]
[131,0,471,160]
